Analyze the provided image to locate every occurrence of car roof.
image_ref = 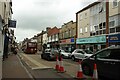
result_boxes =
[74,49,83,51]
[107,46,120,49]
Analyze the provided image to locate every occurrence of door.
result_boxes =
[107,49,120,79]
[95,49,111,78]
[76,51,85,59]
[73,49,85,59]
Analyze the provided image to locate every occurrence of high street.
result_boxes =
[19,53,79,78]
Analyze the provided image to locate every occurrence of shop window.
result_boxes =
[116,27,120,32]
[110,28,115,33]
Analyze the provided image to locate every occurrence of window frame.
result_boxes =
[96,49,111,59]
[113,0,118,8]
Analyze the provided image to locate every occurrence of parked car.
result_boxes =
[81,46,120,80]
[59,49,71,59]
[41,49,59,61]
[70,49,93,61]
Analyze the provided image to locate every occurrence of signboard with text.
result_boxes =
[8,20,17,28]
[108,34,120,43]
[76,35,106,44]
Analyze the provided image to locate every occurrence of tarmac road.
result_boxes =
[18,53,76,80]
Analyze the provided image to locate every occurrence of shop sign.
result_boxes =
[66,39,71,43]
[60,40,66,43]
[108,34,120,42]
[71,38,74,42]
[76,35,106,44]
[8,20,17,28]
[60,38,74,44]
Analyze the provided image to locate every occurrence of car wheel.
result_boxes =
[47,56,51,61]
[71,56,75,61]
[61,54,65,58]
[82,65,92,76]
[41,54,44,59]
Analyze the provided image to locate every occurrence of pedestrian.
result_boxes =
[13,47,18,55]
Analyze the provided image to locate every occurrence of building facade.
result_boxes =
[0,0,13,79]
[76,0,120,52]
[59,21,76,52]
[42,31,47,50]
[108,0,120,46]
[47,27,60,49]
[36,32,43,51]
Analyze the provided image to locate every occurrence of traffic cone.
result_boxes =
[55,56,59,71]
[59,56,65,73]
[76,60,84,79]
[92,63,98,80]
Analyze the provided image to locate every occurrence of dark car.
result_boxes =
[81,46,120,80]
[41,49,59,61]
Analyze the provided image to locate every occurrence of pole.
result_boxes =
[106,0,109,47]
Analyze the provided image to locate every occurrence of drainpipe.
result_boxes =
[75,13,78,49]
[106,0,109,47]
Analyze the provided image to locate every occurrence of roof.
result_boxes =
[76,1,101,14]
[48,27,60,36]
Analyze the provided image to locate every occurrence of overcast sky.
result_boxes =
[12,0,96,42]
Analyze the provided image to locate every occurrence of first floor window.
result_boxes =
[116,26,120,32]
[85,27,88,32]
[110,28,115,33]
[80,28,83,33]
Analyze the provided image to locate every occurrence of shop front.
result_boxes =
[76,35,106,52]
[60,38,75,52]
[108,33,120,46]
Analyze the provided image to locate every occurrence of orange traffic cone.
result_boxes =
[92,63,98,80]
[55,56,59,71]
[76,60,84,79]
[59,56,65,73]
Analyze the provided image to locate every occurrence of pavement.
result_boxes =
[2,54,32,80]
[2,53,78,80]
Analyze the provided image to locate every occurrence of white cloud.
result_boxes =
[12,0,95,42]
[14,28,41,42]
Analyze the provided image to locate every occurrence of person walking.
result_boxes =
[13,46,18,55]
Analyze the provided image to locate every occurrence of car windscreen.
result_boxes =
[84,50,93,54]
[61,50,65,52]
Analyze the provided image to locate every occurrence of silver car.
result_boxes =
[60,49,71,58]
[70,49,93,61]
